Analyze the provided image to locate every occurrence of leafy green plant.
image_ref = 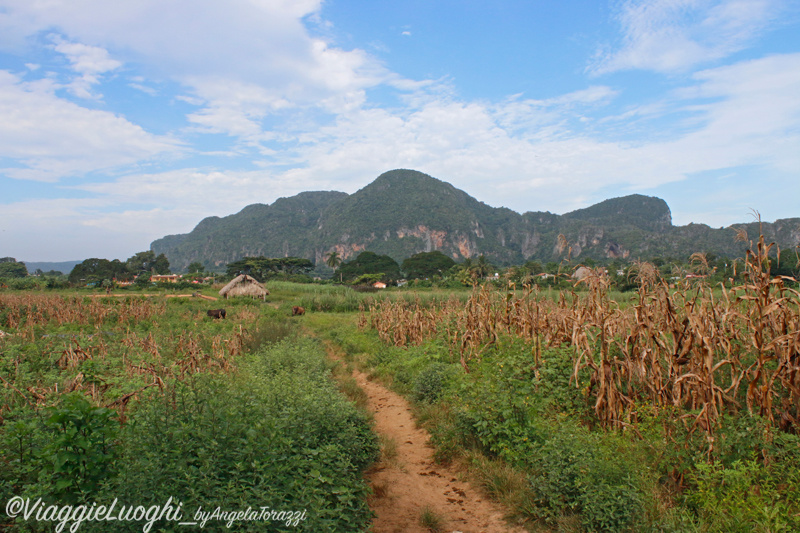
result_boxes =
[687,459,799,532]
[99,338,379,532]
[412,363,456,404]
[36,393,119,504]
[531,423,642,532]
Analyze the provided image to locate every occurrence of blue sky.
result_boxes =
[1,0,799,262]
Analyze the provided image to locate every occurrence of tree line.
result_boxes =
[66,251,171,286]
[3,246,797,292]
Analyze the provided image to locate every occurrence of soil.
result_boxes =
[347,364,527,533]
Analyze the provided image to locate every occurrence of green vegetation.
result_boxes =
[124,251,170,276]
[402,251,456,280]
[225,256,315,281]
[67,258,131,285]
[0,258,28,279]
[67,251,171,285]
[0,290,378,532]
[151,190,349,272]
[337,251,402,284]
[149,169,800,273]
[419,505,446,532]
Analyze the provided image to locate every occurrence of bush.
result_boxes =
[410,337,645,530]
[37,394,120,504]
[678,421,800,533]
[531,423,643,532]
[412,363,456,404]
[687,459,800,532]
[0,393,120,518]
[90,338,379,532]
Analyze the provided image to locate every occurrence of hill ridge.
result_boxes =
[151,169,800,271]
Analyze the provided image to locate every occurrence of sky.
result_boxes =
[1,0,799,262]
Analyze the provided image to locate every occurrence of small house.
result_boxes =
[151,274,181,283]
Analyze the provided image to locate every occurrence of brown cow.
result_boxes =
[291,306,305,316]
[207,309,227,319]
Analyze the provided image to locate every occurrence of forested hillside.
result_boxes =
[151,169,800,272]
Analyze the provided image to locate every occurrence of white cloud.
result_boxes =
[184,79,288,140]
[591,0,784,74]
[0,71,182,182]
[0,0,402,133]
[657,53,800,171]
[261,54,800,217]
[51,36,122,98]
[75,169,284,212]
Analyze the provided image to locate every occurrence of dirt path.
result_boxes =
[87,293,218,300]
[346,363,527,533]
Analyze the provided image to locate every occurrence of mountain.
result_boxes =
[153,191,347,270]
[21,260,82,275]
[151,169,800,272]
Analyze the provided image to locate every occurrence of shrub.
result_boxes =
[412,363,456,404]
[687,459,800,532]
[1,393,120,509]
[39,394,119,504]
[531,423,643,532]
[90,338,379,532]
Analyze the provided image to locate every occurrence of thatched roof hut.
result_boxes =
[571,266,593,281]
[219,274,269,300]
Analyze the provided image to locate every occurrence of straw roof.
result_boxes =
[572,266,593,281]
[219,274,269,300]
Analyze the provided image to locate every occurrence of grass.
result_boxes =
[370,480,391,499]
[419,505,446,532]
[334,371,370,410]
[379,434,399,463]
[266,279,474,314]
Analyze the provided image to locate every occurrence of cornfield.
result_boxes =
[0,294,165,334]
[366,233,800,450]
[0,294,253,423]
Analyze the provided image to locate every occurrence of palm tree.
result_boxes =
[474,255,492,280]
[325,251,342,270]
[325,251,342,282]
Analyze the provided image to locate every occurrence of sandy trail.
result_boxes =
[347,366,526,533]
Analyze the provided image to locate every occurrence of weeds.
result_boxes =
[366,232,800,446]
[363,229,800,530]
[1,292,380,532]
[419,505,446,532]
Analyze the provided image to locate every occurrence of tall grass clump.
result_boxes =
[300,288,367,313]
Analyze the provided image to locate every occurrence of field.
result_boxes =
[0,290,378,532]
[2,237,799,533]
[348,238,800,531]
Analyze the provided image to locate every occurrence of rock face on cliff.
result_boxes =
[151,169,800,271]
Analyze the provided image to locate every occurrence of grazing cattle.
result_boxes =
[207,309,227,319]
[292,306,305,316]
